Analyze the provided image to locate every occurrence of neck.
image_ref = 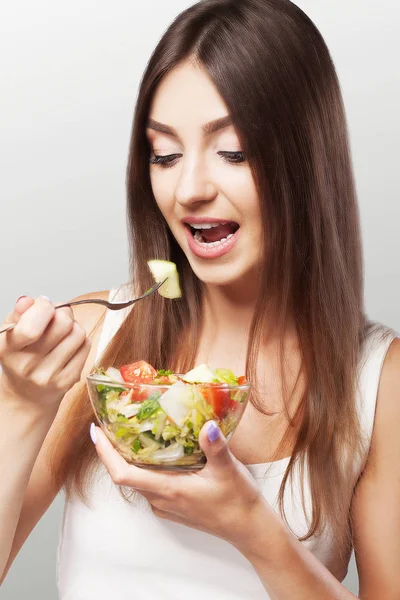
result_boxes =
[202,285,255,333]
[197,271,259,369]
[202,266,261,329]
[199,270,297,357]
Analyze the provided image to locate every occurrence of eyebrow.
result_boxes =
[146,115,233,138]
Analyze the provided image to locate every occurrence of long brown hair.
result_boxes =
[51,0,367,554]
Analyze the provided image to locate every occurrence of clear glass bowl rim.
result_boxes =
[86,373,251,390]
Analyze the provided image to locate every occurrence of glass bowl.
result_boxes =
[86,374,250,471]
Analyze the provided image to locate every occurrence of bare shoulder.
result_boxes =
[351,336,400,598]
[371,336,400,468]
[379,336,400,393]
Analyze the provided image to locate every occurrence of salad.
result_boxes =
[87,361,249,468]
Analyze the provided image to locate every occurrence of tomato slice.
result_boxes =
[120,388,148,403]
[204,384,233,420]
[238,375,247,385]
[119,360,157,384]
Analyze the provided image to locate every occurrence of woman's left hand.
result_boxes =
[91,420,268,551]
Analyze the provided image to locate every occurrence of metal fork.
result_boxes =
[0,278,167,335]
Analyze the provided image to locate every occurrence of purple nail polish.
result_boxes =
[16,295,27,303]
[207,420,220,442]
[90,422,97,444]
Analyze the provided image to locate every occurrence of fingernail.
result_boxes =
[90,422,97,444]
[40,295,51,302]
[207,420,220,442]
[16,295,27,303]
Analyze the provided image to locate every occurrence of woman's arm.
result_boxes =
[0,292,107,583]
[238,338,400,600]
[0,395,60,581]
[238,503,358,599]
[351,337,400,599]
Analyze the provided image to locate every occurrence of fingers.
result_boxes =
[198,421,235,472]
[92,425,184,496]
[38,320,88,376]
[27,307,75,357]
[0,294,90,405]
[12,296,35,320]
[1,296,35,328]
[60,337,91,387]
[1,297,56,353]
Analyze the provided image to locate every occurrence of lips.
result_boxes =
[183,222,240,259]
[182,217,239,238]
[190,222,238,242]
[182,216,235,225]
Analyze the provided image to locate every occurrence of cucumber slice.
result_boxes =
[147,260,182,299]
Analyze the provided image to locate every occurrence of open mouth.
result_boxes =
[185,221,240,247]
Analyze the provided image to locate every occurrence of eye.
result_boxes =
[148,150,246,168]
[218,151,246,164]
[149,154,181,168]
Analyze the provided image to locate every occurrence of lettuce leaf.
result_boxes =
[213,368,238,385]
[136,393,162,421]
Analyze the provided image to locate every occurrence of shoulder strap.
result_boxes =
[94,282,135,364]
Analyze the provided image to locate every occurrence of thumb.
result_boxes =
[4,296,35,324]
[199,420,235,471]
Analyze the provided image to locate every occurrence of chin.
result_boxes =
[186,256,259,289]
[171,227,262,288]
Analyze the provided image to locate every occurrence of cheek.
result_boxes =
[221,169,260,219]
[150,170,174,217]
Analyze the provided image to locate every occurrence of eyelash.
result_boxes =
[149,151,246,169]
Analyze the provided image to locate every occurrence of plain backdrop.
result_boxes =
[0,1,399,598]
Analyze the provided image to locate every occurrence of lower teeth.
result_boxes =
[193,231,234,247]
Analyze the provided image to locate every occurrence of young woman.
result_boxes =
[1,1,399,598]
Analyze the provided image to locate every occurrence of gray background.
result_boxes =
[0,0,399,597]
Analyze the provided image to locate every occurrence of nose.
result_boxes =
[174,155,218,208]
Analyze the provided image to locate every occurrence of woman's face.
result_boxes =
[146,61,263,287]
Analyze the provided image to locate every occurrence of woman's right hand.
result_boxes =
[0,295,91,408]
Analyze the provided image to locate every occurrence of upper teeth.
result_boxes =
[190,222,227,229]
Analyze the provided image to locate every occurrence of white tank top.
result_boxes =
[56,283,398,599]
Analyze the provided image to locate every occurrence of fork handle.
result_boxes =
[0,301,109,335]
[0,323,17,334]
[56,299,109,309]
[0,278,167,335]
[0,303,85,335]
[56,299,131,310]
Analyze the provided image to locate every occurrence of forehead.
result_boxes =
[148,60,230,128]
